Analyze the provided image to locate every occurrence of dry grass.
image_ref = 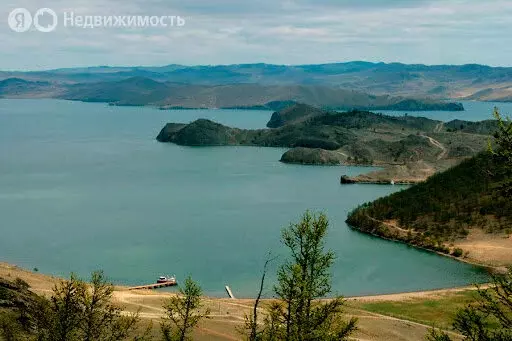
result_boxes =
[454,229,512,267]
[1,262,476,341]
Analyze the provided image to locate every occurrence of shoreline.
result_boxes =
[2,261,482,340]
[347,224,509,274]
[58,98,467,112]
[0,261,489,301]
[346,284,487,302]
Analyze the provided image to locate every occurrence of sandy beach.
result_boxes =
[1,262,480,341]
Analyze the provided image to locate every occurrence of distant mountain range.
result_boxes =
[0,76,462,111]
[1,61,511,109]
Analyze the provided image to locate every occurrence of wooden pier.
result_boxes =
[128,282,177,291]
[225,285,235,299]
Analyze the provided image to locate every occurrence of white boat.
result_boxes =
[157,275,177,285]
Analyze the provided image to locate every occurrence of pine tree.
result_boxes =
[252,211,357,341]
[489,107,512,197]
[427,270,512,341]
[161,277,210,341]
[25,272,148,341]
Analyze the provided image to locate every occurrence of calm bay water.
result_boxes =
[0,99,495,297]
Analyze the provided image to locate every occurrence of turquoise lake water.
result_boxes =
[0,99,500,297]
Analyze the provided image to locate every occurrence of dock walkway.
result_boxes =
[128,282,177,290]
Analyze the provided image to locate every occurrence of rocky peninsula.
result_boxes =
[157,103,494,182]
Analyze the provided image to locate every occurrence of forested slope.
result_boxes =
[347,152,512,254]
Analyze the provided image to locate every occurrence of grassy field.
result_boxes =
[350,290,479,330]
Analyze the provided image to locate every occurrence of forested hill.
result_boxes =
[346,152,512,255]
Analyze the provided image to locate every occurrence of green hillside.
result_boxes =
[346,152,512,254]
[157,104,492,167]
[0,277,39,338]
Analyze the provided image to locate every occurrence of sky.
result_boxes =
[1,0,512,70]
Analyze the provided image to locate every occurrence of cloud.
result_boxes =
[1,0,511,70]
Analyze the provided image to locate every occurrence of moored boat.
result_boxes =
[157,275,177,285]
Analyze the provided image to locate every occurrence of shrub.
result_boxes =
[14,278,29,290]
[451,248,464,257]
[293,138,340,150]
